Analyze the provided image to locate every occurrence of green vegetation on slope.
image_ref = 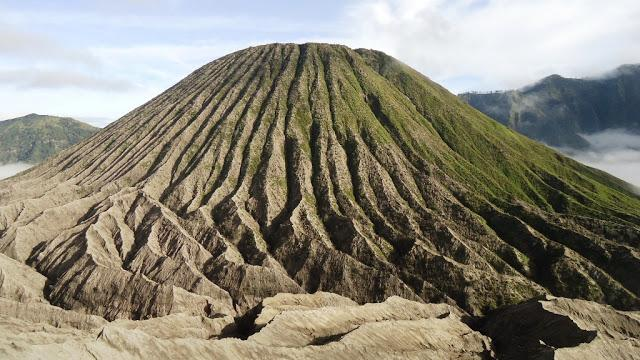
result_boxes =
[356,48,640,221]
[0,113,99,164]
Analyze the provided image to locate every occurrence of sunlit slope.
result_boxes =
[0,44,638,318]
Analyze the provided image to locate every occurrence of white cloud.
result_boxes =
[0,24,98,66]
[558,129,640,187]
[342,0,640,92]
[0,163,32,180]
[0,68,135,91]
[3,10,334,35]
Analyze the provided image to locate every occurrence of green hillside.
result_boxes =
[0,113,99,164]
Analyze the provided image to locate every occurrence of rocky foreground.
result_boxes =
[1,253,639,359]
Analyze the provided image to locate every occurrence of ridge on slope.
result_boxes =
[0,43,639,319]
[0,113,99,164]
[459,64,640,148]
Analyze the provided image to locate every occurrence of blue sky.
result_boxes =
[1,0,639,126]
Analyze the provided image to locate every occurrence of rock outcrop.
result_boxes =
[0,292,493,359]
[479,295,640,359]
[2,290,638,359]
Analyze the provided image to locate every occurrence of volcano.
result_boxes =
[1,44,639,329]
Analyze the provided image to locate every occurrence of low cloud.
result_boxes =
[588,64,640,81]
[0,163,32,180]
[558,129,640,188]
[580,129,640,151]
[0,69,135,91]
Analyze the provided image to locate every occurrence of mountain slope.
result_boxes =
[0,43,639,320]
[0,113,99,164]
[459,64,640,148]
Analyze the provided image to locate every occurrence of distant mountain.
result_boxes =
[460,64,640,148]
[0,113,99,164]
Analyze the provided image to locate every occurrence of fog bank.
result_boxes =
[558,129,640,188]
[0,163,32,180]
